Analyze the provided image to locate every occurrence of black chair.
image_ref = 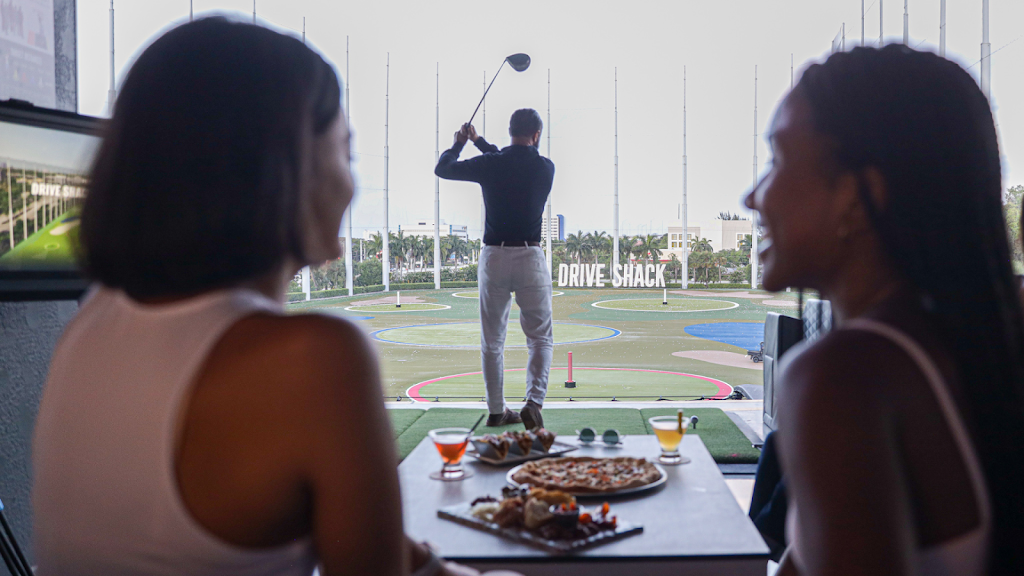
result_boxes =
[0,498,31,576]
[762,312,804,433]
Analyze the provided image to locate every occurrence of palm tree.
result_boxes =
[407,236,423,270]
[468,239,482,263]
[637,234,663,264]
[668,253,681,282]
[738,234,752,254]
[565,232,585,264]
[689,237,713,253]
[617,235,634,264]
[389,230,408,272]
[421,237,434,268]
[453,235,469,264]
[587,231,609,263]
[366,232,383,259]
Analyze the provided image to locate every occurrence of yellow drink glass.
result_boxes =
[649,415,691,465]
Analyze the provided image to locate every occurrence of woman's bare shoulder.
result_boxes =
[779,327,920,425]
[201,311,380,406]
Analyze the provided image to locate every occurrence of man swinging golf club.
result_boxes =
[435,110,555,429]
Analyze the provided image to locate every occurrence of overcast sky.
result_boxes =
[77,1,1024,240]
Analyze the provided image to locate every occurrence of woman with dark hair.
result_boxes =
[746,45,1024,575]
[31,18,496,576]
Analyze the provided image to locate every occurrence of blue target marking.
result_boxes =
[684,322,765,351]
[346,316,374,320]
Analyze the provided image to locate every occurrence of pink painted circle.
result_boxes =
[406,367,732,402]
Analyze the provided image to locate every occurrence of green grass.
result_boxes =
[391,407,756,463]
[591,298,739,312]
[388,408,425,438]
[0,209,79,268]
[374,322,617,348]
[287,287,792,398]
[347,303,450,312]
[413,368,726,402]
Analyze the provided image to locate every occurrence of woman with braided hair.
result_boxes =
[746,45,1024,575]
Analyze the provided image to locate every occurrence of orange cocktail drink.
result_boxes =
[428,427,471,480]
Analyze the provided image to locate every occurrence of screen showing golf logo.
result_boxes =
[0,117,99,271]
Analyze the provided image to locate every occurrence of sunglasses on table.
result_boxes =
[576,427,622,446]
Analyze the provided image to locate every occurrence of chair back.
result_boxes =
[0,497,32,576]
[762,312,805,432]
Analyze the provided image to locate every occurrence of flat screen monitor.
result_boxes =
[0,101,103,301]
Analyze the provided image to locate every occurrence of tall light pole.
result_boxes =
[880,0,884,47]
[299,16,310,298]
[344,36,354,296]
[545,69,553,273]
[862,0,865,46]
[108,1,115,116]
[189,0,193,22]
[750,65,758,289]
[903,0,909,45]
[939,0,946,57]
[681,66,688,290]
[383,53,390,291]
[612,68,620,276]
[252,1,256,24]
[434,63,441,290]
[981,0,991,102]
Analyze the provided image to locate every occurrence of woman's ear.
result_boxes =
[835,167,887,240]
[861,167,888,213]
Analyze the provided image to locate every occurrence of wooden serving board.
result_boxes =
[437,502,643,554]
[467,440,578,466]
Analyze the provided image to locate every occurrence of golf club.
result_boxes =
[467,53,531,125]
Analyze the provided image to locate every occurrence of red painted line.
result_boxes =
[406,367,732,402]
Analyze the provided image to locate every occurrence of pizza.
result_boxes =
[510,456,662,494]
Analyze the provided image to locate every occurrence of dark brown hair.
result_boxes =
[799,45,1024,573]
[80,17,341,298]
[508,108,542,138]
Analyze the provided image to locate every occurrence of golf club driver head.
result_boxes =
[505,53,531,72]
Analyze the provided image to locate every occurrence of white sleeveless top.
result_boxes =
[33,287,318,576]
[785,318,991,575]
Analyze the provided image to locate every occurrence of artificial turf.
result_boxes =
[388,408,426,438]
[389,407,759,464]
[349,303,450,312]
[373,321,617,348]
[591,298,738,312]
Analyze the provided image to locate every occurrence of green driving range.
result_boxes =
[288,287,798,402]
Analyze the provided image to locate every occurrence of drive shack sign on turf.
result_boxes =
[558,263,667,288]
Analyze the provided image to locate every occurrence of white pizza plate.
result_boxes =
[505,460,668,498]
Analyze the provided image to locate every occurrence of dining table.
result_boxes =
[399,434,770,576]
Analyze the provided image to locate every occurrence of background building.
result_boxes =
[541,214,565,241]
[666,219,750,260]
[399,220,469,240]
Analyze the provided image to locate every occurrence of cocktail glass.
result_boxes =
[648,416,691,465]
[428,427,473,481]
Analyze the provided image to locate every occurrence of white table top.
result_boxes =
[399,434,769,575]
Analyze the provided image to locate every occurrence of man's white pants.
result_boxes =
[478,245,553,415]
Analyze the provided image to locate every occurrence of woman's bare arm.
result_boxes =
[776,332,917,576]
[282,315,407,576]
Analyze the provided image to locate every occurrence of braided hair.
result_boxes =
[798,44,1024,573]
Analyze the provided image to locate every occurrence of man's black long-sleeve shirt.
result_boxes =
[434,137,555,245]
